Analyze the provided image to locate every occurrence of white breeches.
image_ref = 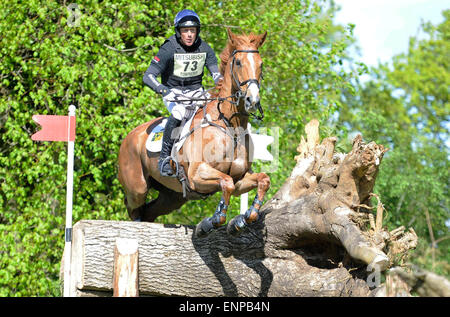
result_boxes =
[163,87,209,120]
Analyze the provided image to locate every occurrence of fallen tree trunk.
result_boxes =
[66,220,373,296]
[62,119,417,296]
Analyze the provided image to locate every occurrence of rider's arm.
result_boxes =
[205,45,223,85]
[143,44,172,96]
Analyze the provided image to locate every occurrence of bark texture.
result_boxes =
[64,220,374,296]
[62,119,418,297]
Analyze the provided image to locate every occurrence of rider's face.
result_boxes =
[179,27,197,46]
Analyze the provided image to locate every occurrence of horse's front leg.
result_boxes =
[191,162,235,238]
[227,171,270,236]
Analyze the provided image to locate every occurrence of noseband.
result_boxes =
[229,49,264,120]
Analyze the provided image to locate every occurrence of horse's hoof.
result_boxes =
[194,217,214,238]
[248,210,265,227]
[227,215,247,236]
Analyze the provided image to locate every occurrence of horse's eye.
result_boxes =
[235,59,242,67]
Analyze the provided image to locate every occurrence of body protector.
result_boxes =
[143,35,222,120]
[143,35,221,92]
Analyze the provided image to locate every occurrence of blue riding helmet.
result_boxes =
[174,9,201,28]
[174,9,201,39]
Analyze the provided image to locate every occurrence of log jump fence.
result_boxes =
[60,120,422,297]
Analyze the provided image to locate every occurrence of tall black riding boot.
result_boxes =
[158,115,181,177]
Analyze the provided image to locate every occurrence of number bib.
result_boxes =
[173,53,206,78]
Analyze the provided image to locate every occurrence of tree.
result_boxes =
[0,0,360,296]
[335,10,449,276]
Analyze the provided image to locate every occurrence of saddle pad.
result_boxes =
[145,118,167,153]
[145,108,198,154]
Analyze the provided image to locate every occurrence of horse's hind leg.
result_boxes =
[120,166,150,221]
[140,184,187,222]
[118,132,150,221]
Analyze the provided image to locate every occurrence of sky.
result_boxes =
[333,0,449,68]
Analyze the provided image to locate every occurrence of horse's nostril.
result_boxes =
[246,95,258,104]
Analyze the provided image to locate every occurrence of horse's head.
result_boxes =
[226,29,267,116]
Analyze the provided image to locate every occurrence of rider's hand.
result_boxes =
[214,74,224,86]
[157,85,171,97]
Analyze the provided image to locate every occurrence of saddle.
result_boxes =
[146,105,213,199]
[145,106,198,155]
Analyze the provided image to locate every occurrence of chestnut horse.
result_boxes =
[118,29,270,237]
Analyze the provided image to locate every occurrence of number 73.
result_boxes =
[183,61,198,72]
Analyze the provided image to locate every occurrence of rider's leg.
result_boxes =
[159,91,186,177]
[158,114,181,177]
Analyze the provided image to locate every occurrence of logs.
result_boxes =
[64,220,374,296]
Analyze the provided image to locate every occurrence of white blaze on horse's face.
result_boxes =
[244,53,260,113]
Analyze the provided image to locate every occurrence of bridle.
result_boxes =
[228,49,264,121]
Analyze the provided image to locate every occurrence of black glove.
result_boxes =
[213,73,224,86]
[157,85,170,97]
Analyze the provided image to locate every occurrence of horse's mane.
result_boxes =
[219,32,260,75]
[210,32,260,98]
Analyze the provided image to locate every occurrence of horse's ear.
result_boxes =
[227,28,236,46]
[257,31,267,47]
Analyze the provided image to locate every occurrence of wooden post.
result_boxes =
[113,238,139,297]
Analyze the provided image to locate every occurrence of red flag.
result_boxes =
[32,115,76,142]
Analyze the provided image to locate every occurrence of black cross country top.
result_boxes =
[143,35,222,95]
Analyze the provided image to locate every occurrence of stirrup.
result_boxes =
[159,156,176,177]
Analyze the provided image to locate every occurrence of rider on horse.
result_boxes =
[143,9,223,177]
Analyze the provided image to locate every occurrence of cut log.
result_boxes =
[65,220,373,296]
[386,266,450,297]
[113,238,139,297]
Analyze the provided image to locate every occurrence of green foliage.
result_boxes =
[0,0,363,296]
[335,10,450,276]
